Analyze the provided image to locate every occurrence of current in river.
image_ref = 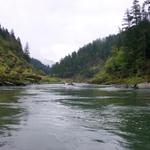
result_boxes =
[0,84,150,150]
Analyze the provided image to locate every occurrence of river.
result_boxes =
[0,84,150,150]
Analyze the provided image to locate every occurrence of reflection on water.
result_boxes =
[0,84,150,150]
[0,87,26,147]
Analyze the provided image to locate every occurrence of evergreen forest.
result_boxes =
[50,0,150,84]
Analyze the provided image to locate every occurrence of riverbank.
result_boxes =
[113,82,150,89]
[90,72,150,88]
[60,77,150,89]
[0,76,61,86]
[1,76,150,89]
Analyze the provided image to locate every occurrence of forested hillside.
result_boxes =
[0,26,45,85]
[50,0,150,84]
[50,35,119,78]
[92,0,150,84]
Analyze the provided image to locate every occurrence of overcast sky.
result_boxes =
[0,0,143,62]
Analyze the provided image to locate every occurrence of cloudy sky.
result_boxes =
[0,0,142,62]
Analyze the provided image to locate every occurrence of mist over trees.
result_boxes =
[30,58,50,74]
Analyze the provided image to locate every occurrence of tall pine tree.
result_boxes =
[131,0,141,25]
[24,42,30,62]
[122,9,133,30]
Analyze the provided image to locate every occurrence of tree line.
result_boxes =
[93,0,150,83]
[50,35,120,78]
[50,0,150,83]
[0,25,31,61]
[123,0,150,29]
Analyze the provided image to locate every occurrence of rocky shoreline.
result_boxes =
[136,82,150,89]
[1,80,150,89]
[114,82,150,89]
[0,80,27,86]
[0,75,43,86]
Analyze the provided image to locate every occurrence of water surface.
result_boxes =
[0,84,150,150]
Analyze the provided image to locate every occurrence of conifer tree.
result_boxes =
[144,0,150,20]
[131,0,141,25]
[24,42,30,62]
[122,9,133,29]
[142,3,148,20]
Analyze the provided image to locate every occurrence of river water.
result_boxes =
[0,84,150,150]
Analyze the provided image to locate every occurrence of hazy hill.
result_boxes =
[30,58,50,74]
[40,59,55,67]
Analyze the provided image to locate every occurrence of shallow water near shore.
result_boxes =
[0,84,150,150]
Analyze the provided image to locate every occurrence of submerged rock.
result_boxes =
[137,82,150,89]
[67,82,75,86]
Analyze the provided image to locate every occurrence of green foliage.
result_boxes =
[92,0,150,84]
[50,0,150,84]
[91,71,111,84]
[42,76,61,83]
[105,47,129,77]
[0,25,48,84]
[50,35,119,78]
